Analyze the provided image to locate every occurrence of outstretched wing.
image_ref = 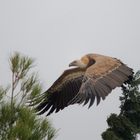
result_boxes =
[69,57,133,107]
[34,68,86,116]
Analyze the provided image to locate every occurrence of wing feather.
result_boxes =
[34,68,85,115]
[69,56,133,108]
[88,87,95,108]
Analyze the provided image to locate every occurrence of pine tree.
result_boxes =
[102,71,140,140]
[0,52,57,140]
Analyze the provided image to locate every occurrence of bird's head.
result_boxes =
[69,56,89,68]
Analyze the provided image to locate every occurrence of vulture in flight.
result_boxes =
[31,53,133,116]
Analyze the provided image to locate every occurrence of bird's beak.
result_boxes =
[69,60,77,67]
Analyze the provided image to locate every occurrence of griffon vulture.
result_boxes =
[31,53,133,116]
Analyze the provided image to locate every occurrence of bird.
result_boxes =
[31,53,133,116]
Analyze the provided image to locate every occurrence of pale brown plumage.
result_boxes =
[31,53,133,116]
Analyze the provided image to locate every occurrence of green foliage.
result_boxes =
[102,129,122,140]
[102,71,140,140]
[120,71,140,131]
[10,52,34,79]
[0,52,57,140]
[0,86,8,102]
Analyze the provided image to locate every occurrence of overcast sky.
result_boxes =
[0,1,140,140]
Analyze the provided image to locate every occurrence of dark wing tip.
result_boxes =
[117,64,134,84]
[29,91,56,116]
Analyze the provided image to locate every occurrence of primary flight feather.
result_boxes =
[31,53,133,116]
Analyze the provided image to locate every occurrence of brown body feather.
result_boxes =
[32,54,133,116]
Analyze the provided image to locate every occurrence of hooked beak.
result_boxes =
[69,60,77,67]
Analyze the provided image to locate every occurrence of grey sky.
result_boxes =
[0,1,140,140]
